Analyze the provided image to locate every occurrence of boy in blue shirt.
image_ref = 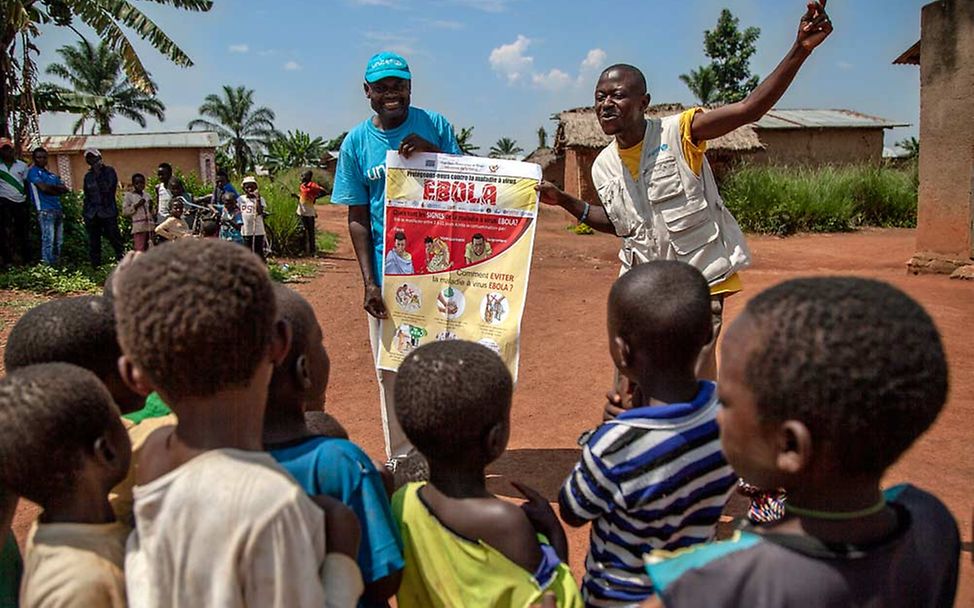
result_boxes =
[26,147,69,265]
[332,51,462,471]
[264,284,404,607]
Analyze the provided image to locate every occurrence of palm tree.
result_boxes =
[456,126,479,154]
[264,130,326,175]
[489,137,523,159]
[189,85,279,175]
[679,65,718,106]
[41,40,166,134]
[324,131,347,151]
[1,0,212,142]
[537,126,548,149]
[896,137,920,159]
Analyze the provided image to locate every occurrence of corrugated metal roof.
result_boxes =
[39,131,220,152]
[753,109,909,130]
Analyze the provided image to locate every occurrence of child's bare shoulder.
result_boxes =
[467,497,542,573]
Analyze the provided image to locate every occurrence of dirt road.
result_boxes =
[5,202,972,603]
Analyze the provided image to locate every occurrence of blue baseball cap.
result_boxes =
[365,51,411,83]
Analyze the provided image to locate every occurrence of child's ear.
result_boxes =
[775,420,813,475]
[94,436,118,465]
[611,335,633,371]
[270,319,292,367]
[118,355,153,397]
[485,421,509,461]
[294,354,312,390]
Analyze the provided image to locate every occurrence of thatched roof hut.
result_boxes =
[552,104,763,154]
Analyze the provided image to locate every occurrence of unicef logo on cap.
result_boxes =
[365,51,412,82]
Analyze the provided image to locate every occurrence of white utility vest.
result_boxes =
[591,115,751,284]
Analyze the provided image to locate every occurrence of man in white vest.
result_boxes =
[539,1,833,385]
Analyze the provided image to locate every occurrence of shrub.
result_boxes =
[0,263,111,294]
[721,164,917,235]
[254,168,336,257]
[567,222,594,235]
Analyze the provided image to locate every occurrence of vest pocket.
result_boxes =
[647,157,681,202]
[657,195,720,256]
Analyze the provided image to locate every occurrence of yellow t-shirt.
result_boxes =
[616,109,741,296]
[110,413,178,526]
[392,482,583,608]
[21,521,128,608]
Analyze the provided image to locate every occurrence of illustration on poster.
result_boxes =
[395,283,422,312]
[436,286,465,318]
[481,292,509,325]
[424,236,453,272]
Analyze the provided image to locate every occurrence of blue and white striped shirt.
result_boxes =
[559,381,736,607]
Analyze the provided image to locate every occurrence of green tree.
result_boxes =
[41,40,166,134]
[537,126,548,149]
[683,9,761,105]
[678,65,719,106]
[1,0,212,142]
[264,130,326,174]
[456,126,479,154]
[188,85,279,175]
[324,131,347,151]
[489,137,523,159]
[896,137,919,159]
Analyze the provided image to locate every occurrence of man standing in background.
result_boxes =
[0,138,30,267]
[82,148,124,266]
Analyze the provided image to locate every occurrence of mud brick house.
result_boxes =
[895,0,974,276]
[38,131,220,189]
[522,147,564,189]
[541,104,905,203]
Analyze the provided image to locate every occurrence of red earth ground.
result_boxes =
[4,203,972,604]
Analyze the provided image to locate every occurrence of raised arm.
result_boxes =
[691,1,833,142]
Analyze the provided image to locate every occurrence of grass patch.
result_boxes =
[316,229,340,254]
[721,163,917,236]
[0,264,111,295]
[269,262,318,283]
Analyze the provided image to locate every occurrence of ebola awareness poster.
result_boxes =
[378,151,541,380]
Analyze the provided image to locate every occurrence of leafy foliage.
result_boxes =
[252,168,336,257]
[456,126,479,154]
[264,130,326,175]
[896,137,920,159]
[42,40,166,134]
[567,222,594,235]
[537,126,548,149]
[722,164,918,235]
[188,85,279,175]
[681,9,760,105]
[489,137,523,159]
[324,132,347,151]
[678,65,718,105]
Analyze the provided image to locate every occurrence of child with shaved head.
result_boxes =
[392,340,582,607]
[0,363,132,607]
[559,260,736,606]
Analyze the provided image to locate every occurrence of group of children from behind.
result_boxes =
[0,236,961,607]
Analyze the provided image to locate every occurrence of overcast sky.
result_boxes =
[35,0,925,152]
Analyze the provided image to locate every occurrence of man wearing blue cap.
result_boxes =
[332,51,462,476]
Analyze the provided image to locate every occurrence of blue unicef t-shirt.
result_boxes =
[268,436,404,595]
[331,106,462,285]
[26,166,64,212]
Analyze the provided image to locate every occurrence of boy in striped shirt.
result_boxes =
[559,261,737,607]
